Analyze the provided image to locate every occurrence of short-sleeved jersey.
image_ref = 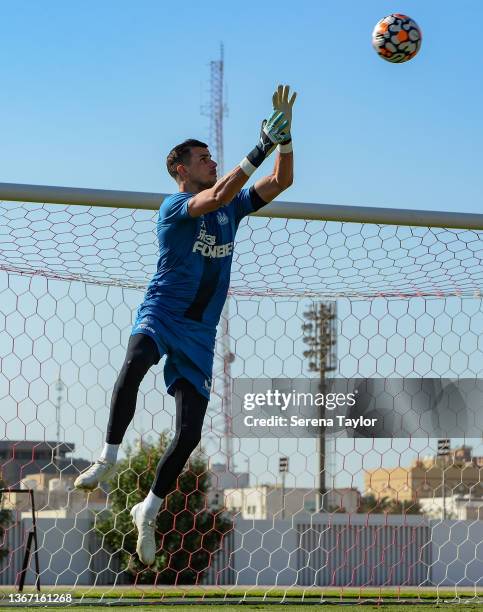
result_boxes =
[137,188,261,332]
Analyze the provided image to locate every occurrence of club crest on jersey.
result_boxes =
[216,211,229,225]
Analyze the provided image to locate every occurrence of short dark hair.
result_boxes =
[166,139,208,181]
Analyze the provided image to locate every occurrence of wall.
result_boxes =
[1,514,482,587]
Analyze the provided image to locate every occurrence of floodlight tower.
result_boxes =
[202,43,234,471]
[302,302,337,511]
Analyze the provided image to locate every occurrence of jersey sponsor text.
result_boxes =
[192,241,234,258]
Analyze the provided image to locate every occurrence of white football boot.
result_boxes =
[74,459,117,491]
[130,502,156,566]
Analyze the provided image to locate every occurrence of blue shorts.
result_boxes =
[131,312,214,400]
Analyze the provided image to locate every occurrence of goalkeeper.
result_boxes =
[74,85,297,566]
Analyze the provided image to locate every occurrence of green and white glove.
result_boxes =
[240,110,289,177]
[272,84,297,152]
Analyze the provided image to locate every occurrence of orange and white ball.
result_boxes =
[372,14,422,63]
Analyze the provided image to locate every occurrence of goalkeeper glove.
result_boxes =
[240,110,289,177]
[272,84,297,152]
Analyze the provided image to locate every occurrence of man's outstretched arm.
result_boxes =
[188,110,289,217]
[253,148,294,204]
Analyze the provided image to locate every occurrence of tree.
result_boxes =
[358,494,422,515]
[95,432,232,584]
[0,479,13,565]
[386,498,423,515]
[357,494,391,513]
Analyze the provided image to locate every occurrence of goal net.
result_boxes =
[0,184,483,605]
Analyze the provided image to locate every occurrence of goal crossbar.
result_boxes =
[1,181,482,230]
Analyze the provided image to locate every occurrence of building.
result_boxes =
[224,486,360,519]
[2,480,108,519]
[325,487,361,513]
[0,440,105,517]
[0,440,89,489]
[364,445,483,502]
[207,462,249,509]
[419,495,483,520]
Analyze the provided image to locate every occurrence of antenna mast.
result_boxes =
[202,43,233,470]
[54,374,64,467]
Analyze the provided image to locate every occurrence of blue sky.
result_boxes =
[1,1,483,493]
[1,0,482,213]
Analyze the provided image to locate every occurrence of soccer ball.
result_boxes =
[372,14,422,63]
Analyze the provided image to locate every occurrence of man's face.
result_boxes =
[179,147,217,190]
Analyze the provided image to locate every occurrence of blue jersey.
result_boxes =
[137,187,259,331]
[133,186,266,398]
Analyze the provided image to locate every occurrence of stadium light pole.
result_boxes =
[279,456,289,520]
[302,302,337,511]
[438,438,450,520]
[54,376,64,468]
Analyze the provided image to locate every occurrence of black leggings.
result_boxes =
[106,334,208,498]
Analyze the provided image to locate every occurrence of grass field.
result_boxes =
[1,606,483,611]
[3,607,483,612]
[1,586,482,609]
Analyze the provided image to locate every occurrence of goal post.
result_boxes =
[1,181,483,228]
[1,182,483,603]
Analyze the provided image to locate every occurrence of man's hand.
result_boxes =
[272,84,297,148]
[240,110,289,177]
[262,110,290,145]
[258,110,291,157]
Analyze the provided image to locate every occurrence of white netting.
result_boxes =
[1,201,482,298]
[1,198,483,604]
